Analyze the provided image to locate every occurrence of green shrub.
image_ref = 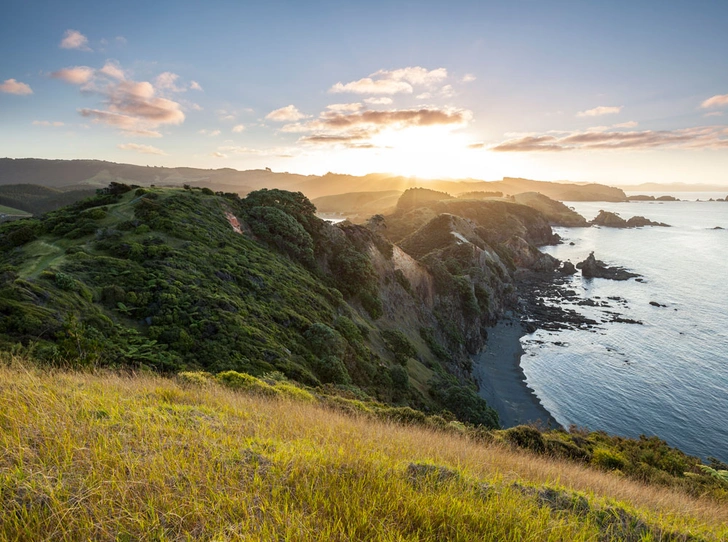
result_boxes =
[275,382,315,402]
[592,448,626,471]
[216,371,280,397]
[178,371,214,386]
[382,329,417,364]
[504,425,546,453]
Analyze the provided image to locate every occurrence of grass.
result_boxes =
[0,205,32,216]
[1,356,726,541]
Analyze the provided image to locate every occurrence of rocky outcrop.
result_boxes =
[625,216,670,227]
[591,210,669,228]
[576,252,640,281]
[559,261,577,275]
[512,192,588,227]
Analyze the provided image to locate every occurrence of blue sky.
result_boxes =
[1,0,728,184]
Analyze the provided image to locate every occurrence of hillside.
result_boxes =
[1,183,579,426]
[311,189,402,219]
[0,158,628,202]
[1,360,726,541]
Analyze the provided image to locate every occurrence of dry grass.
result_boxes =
[1,357,726,541]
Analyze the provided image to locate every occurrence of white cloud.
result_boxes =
[99,61,126,81]
[326,103,363,113]
[462,73,476,83]
[232,124,245,133]
[266,104,307,121]
[32,120,64,127]
[415,92,432,100]
[374,66,448,86]
[577,105,623,117]
[155,72,185,92]
[199,129,221,137]
[364,97,393,105]
[330,77,413,95]
[613,120,638,128]
[115,36,127,46]
[211,151,227,158]
[190,80,203,91]
[118,143,166,155]
[60,29,91,51]
[701,94,728,108]
[704,111,724,118]
[440,84,455,98]
[51,66,95,84]
[0,78,33,95]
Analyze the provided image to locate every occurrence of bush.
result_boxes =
[504,425,546,453]
[382,329,417,364]
[178,371,214,386]
[216,371,280,397]
[592,448,626,471]
[274,382,315,402]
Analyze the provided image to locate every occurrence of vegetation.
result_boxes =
[0,358,726,541]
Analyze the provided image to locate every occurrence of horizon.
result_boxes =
[2,1,728,185]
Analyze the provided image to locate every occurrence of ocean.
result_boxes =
[523,194,728,462]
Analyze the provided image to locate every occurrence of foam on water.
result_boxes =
[522,196,728,462]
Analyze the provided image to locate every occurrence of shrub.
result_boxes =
[216,371,280,397]
[178,371,214,386]
[381,329,417,364]
[592,448,626,471]
[505,425,546,453]
[274,382,315,402]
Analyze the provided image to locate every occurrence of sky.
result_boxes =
[1,0,728,185]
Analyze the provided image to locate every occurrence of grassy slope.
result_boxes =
[0,205,31,216]
[1,360,726,541]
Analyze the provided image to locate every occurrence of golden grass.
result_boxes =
[1,358,726,541]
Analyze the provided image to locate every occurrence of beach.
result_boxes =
[472,318,560,429]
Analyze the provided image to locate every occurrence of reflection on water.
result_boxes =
[522,197,728,461]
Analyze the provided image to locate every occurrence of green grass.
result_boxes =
[1,359,726,541]
[0,204,31,216]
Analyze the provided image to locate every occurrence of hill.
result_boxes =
[1,359,726,540]
[1,158,628,202]
[311,189,402,219]
[2,183,575,426]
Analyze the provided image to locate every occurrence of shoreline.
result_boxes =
[472,317,560,429]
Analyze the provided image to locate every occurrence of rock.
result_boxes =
[712,226,724,230]
[625,215,670,227]
[591,210,628,228]
[655,195,678,201]
[569,241,575,246]
[576,252,640,281]
[627,195,655,201]
[591,210,669,228]
[559,260,577,275]
[649,301,666,307]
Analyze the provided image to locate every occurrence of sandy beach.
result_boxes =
[472,318,560,429]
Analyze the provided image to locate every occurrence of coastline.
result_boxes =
[472,317,560,429]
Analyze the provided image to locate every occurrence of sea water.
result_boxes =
[522,194,728,462]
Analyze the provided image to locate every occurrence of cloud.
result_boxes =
[373,67,448,86]
[190,80,203,91]
[704,111,724,118]
[266,104,307,121]
[32,120,64,127]
[99,61,125,81]
[232,124,245,133]
[467,142,486,149]
[155,72,185,92]
[613,120,638,128]
[462,74,476,83]
[289,106,471,149]
[364,97,393,105]
[78,80,184,137]
[490,126,728,152]
[60,29,91,51]
[118,143,166,155]
[326,103,363,112]
[577,105,623,117]
[115,36,127,46]
[199,129,221,137]
[440,84,455,98]
[51,66,95,84]
[0,78,33,95]
[211,151,227,158]
[416,92,432,100]
[701,94,728,108]
[218,145,295,158]
[330,77,413,95]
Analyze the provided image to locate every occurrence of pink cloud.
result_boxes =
[60,29,91,51]
[577,105,623,117]
[51,66,95,85]
[0,78,33,95]
[701,94,728,108]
